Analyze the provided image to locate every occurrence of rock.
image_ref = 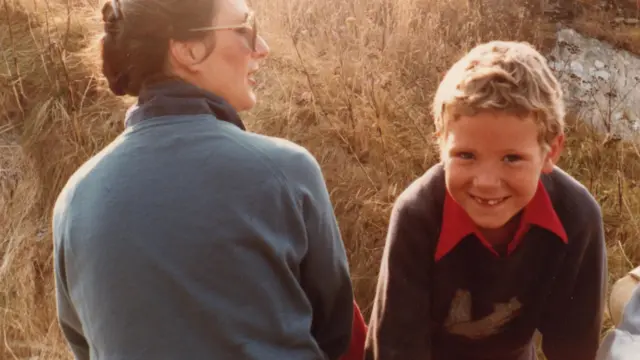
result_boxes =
[550,60,565,71]
[547,27,640,138]
[594,70,610,81]
[613,17,639,25]
[613,112,624,122]
[570,61,586,79]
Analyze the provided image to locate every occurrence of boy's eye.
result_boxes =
[455,152,474,160]
[503,154,523,163]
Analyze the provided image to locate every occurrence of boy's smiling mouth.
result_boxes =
[470,194,510,206]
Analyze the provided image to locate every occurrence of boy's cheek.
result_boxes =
[443,161,467,178]
[442,161,456,181]
[442,164,468,194]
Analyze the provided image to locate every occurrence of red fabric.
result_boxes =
[435,180,568,261]
[340,300,367,360]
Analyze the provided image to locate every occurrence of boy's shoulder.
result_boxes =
[393,163,603,234]
[541,166,603,239]
[393,162,447,220]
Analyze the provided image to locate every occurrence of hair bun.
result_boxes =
[97,0,217,97]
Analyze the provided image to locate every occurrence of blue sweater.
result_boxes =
[52,85,354,360]
[597,285,640,359]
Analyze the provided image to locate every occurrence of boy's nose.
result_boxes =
[472,170,502,190]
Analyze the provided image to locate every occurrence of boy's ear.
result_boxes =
[542,133,565,173]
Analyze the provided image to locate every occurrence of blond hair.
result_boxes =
[432,41,565,147]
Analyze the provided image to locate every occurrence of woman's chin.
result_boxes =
[236,92,257,112]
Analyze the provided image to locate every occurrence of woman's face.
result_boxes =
[170,0,270,112]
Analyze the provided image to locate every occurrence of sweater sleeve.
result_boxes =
[539,197,607,360]
[293,152,354,360]
[53,199,90,360]
[364,196,433,360]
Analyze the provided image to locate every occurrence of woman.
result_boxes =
[609,266,640,327]
[52,0,365,359]
[597,283,640,359]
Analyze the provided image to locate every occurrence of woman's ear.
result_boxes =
[542,133,565,174]
[167,39,206,73]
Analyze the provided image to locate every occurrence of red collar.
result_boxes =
[435,180,568,261]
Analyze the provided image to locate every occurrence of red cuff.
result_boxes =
[340,300,367,360]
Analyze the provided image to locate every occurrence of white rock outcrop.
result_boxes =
[547,27,640,138]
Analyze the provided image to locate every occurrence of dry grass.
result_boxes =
[571,0,640,54]
[1,0,639,358]
[1,0,125,357]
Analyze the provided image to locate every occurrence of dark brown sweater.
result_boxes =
[365,163,607,360]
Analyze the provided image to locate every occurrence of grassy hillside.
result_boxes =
[1,0,639,358]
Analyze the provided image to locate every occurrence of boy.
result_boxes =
[365,41,607,360]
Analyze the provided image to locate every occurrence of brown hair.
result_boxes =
[100,0,218,96]
[432,40,565,148]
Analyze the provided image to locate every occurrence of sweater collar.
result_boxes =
[435,180,568,261]
[124,77,246,131]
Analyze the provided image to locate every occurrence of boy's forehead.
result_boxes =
[444,112,542,150]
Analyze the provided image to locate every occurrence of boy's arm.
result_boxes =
[539,201,607,360]
[365,197,434,360]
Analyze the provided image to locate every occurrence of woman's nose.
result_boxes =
[254,35,270,58]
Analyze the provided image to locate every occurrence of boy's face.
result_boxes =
[440,110,564,231]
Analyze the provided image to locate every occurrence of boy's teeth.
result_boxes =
[474,197,503,206]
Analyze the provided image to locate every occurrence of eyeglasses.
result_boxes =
[188,12,258,52]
